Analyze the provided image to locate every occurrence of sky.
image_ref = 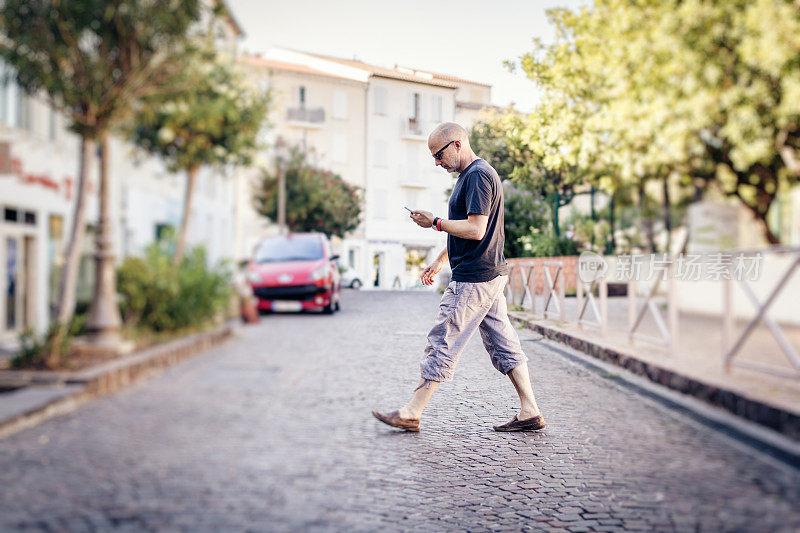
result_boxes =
[226,0,586,113]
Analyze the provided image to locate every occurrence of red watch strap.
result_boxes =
[437,218,443,231]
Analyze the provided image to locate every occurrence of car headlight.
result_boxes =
[308,265,329,281]
[245,270,262,284]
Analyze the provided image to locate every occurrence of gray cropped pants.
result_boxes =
[420,275,528,383]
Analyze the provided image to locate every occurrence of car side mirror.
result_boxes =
[330,254,340,262]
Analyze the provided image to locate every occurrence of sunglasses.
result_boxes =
[432,140,456,161]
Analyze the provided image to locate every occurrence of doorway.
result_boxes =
[372,252,384,288]
[1,231,36,339]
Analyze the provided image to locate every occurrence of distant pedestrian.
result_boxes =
[372,122,545,432]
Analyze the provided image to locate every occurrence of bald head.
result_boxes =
[428,122,469,149]
[427,121,477,173]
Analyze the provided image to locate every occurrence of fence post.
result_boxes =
[600,277,608,337]
[722,275,733,371]
[628,280,636,340]
[559,267,566,322]
[667,264,678,357]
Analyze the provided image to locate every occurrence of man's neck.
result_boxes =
[458,153,480,173]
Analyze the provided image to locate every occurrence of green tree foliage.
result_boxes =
[516,0,800,244]
[470,109,580,238]
[502,181,549,258]
[253,146,362,238]
[0,0,205,353]
[128,45,270,263]
[117,244,231,333]
[0,0,202,137]
[469,108,534,181]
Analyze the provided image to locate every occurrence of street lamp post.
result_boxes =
[79,134,131,355]
[275,138,288,235]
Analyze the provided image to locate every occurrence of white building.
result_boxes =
[0,1,243,345]
[239,48,496,289]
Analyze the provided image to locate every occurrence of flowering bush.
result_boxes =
[253,146,362,237]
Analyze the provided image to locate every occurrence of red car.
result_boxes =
[246,233,341,314]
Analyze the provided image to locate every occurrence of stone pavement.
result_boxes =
[0,290,799,531]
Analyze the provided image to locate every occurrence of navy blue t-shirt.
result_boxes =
[447,159,509,282]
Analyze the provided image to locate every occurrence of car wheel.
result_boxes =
[323,301,335,314]
[351,279,362,290]
[335,299,341,311]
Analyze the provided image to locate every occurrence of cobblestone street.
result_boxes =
[1,290,799,532]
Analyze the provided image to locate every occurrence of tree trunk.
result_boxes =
[551,191,560,237]
[48,137,93,362]
[608,193,616,255]
[638,182,656,252]
[174,165,199,265]
[663,175,672,253]
[746,206,781,245]
[85,132,123,350]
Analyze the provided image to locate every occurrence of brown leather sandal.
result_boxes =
[372,410,421,432]
[493,414,546,432]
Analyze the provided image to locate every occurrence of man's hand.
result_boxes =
[420,259,445,286]
[410,210,434,229]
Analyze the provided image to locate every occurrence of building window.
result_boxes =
[4,79,18,128]
[49,107,57,142]
[333,90,347,120]
[5,237,18,329]
[332,133,347,164]
[48,214,64,321]
[23,211,35,225]
[0,64,8,125]
[404,190,418,220]
[18,92,29,130]
[4,207,18,222]
[432,95,443,122]
[410,92,420,119]
[373,140,388,168]
[373,190,387,219]
[373,87,387,115]
[155,223,175,242]
[298,86,306,107]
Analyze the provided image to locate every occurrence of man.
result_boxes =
[372,122,545,432]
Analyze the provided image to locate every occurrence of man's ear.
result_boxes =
[454,140,461,151]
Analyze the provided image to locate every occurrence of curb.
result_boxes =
[0,324,234,440]
[509,313,800,442]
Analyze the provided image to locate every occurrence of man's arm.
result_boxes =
[421,247,448,286]
[410,211,488,240]
[440,214,487,240]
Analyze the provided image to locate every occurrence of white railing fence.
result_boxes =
[722,247,800,379]
[505,247,800,380]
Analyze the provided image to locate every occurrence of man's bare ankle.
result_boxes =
[518,409,541,421]
[399,407,419,420]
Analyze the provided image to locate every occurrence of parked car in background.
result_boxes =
[246,233,341,314]
[338,264,363,289]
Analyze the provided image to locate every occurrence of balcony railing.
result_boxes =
[287,107,325,125]
[402,117,425,139]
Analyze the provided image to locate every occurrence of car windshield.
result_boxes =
[255,237,323,263]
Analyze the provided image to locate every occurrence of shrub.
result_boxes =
[516,231,580,258]
[10,316,85,369]
[117,244,231,332]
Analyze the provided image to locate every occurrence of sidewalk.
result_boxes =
[0,324,234,439]
[509,297,800,439]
